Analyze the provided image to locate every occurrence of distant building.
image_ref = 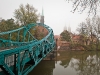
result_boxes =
[68,25,71,33]
[54,35,60,45]
[35,8,48,39]
[64,25,67,31]
[71,35,81,44]
[54,27,98,50]
[63,25,71,33]
[40,8,44,25]
[54,35,70,50]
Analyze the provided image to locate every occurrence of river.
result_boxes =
[28,50,100,75]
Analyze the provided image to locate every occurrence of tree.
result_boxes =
[0,18,19,32]
[77,22,87,35]
[60,30,71,42]
[77,16,100,50]
[0,18,19,40]
[91,16,100,50]
[14,4,39,25]
[67,0,100,15]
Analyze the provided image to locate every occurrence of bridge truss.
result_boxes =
[0,23,55,75]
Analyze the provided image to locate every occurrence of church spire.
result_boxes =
[40,7,44,24]
[42,7,44,16]
[68,25,71,32]
[64,25,67,31]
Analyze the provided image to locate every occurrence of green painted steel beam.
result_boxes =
[0,23,55,75]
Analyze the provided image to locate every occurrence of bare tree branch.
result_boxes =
[67,0,100,15]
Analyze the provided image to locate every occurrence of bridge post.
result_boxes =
[13,54,17,74]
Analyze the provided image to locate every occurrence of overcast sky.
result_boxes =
[0,0,88,35]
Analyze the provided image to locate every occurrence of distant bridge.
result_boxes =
[0,23,55,75]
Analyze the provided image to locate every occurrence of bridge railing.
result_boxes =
[0,23,38,49]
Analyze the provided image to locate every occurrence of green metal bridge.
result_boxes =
[0,23,55,75]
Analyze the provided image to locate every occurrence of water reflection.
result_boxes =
[28,51,100,75]
[28,60,55,75]
[57,51,100,75]
[76,54,100,75]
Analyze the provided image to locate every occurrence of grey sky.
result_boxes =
[0,0,88,35]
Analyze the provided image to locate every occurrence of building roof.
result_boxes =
[72,35,80,40]
[54,35,60,39]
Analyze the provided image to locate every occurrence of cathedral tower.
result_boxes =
[40,8,44,24]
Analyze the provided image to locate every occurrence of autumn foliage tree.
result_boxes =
[14,4,40,41]
[0,18,19,40]
[0,18,19,32]
[14,4,39,25]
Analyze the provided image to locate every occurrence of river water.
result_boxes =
[28,51,100,75]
